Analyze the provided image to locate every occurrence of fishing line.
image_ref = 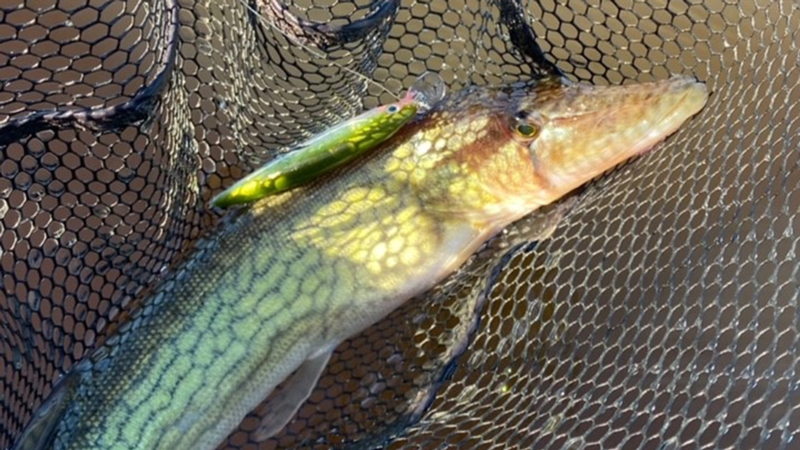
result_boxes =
[238,0,401,101]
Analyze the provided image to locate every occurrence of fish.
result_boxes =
[211,72,446,208]
[11,76,708,450]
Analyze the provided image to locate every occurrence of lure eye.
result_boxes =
[515,123,539,138]
[387,105,399,113]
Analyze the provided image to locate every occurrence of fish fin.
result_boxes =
[501,194,579,247]
[525,195,578,241]
[12,371,78,450]
[252,348,334,441]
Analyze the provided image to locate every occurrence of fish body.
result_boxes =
[12,76,708,450]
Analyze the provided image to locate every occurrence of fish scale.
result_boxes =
[12,76,707,450]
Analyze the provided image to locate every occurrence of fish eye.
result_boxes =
[387,105,399,113]
[515,123,538,138]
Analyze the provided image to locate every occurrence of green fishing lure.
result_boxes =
[211,73,445,208]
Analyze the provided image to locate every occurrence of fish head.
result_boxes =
[410,76,708,228]
[517,76,709,203]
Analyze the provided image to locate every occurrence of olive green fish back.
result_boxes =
[1,1,798,450]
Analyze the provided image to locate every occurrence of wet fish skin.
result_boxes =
[12,76,707,450]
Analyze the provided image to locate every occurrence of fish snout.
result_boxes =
[529,76,709,199]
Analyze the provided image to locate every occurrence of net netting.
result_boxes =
[1,0,798,449]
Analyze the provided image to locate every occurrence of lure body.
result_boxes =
[13,77,707,450]
[211,98,417,207]
[211,72,446,208]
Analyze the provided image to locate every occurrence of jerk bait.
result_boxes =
[211,73,446,208]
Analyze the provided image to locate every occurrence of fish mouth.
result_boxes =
[529,76,709,195]
[624,77,709,159]
[648,77,708,136]
[668,76,710,112]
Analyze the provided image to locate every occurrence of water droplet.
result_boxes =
[386,353,403,365]
[13,348,22,369]
[95,357,111,372]
[119,243,135,257]
[55,249,70,265]
[47,181,65,196]
[562,437,587,450]
[27,248,43,268]
[543,413,564,433]
[14,172,32,190]
[61,233,77,248]
[28,185,45,201]
[411,313,427,324]
[369,381,386,395]
[409,71,446,113]
[545,249,563,268]
[658,437,680,450]
[1,161,18,178]
[197,40,213,55]
[118,168,135,182]
[27,290,41,311]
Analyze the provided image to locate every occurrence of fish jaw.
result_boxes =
[524,76,709,204]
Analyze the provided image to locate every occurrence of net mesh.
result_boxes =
[1,0,798,449]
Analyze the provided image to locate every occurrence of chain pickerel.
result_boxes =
[12,76,708,450]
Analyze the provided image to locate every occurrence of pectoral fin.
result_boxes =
[12,371,78,450]
[252,348,334,441]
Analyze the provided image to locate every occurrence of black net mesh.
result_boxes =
[1,0,798,449]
